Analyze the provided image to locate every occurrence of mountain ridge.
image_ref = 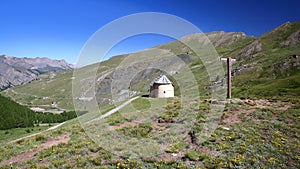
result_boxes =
[0,55,74,90]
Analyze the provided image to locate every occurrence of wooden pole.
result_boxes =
[227,57,232,99]
[220,57,236,99]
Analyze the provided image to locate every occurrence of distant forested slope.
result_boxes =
[0,95,80,130]
[0,95,35,129]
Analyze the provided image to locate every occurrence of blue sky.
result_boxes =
[0,0,299,64]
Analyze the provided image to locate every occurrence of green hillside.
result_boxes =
[3,21,299,111]
[231,21,300,99]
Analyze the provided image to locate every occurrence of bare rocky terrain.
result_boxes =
[0,55,73,90]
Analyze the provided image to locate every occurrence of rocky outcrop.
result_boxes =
[206,31,247,47]
[268,54,300,77]
[281,29,300,46]
[237,40,262,60]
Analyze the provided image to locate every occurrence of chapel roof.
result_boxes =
[150,75,172,86]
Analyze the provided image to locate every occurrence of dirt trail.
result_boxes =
[87,96,139,123]
[221,99,293,125]
[8,122,66,144]
[0,133,70,167]
[253,99,292,110]
[107,117,146,130]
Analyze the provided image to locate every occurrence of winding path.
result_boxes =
[87,96,139,123]
[8,122,66,144]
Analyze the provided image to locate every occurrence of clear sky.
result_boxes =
[0,0,299,64]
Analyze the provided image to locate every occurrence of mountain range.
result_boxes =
[1,20,300,111]
[0,55,73,90]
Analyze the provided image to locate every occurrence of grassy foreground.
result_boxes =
[0,126,50,144]
[0,97,299,168]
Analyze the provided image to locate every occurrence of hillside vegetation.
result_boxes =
[0,95,35,129]
[0,94,80,130]
[0,96,299,168]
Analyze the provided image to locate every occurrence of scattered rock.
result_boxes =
[221,126,230,130]
[171,153,178,157]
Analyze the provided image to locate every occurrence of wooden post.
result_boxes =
[221,57,236,99]
[227,58,232,99]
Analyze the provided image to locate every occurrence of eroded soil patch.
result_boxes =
[0,133,70,167]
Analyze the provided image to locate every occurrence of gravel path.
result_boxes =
[8,122,66,144]
[87,96,139,123]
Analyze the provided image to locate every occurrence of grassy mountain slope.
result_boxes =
[232,21,300,99]
[2,21,300,110]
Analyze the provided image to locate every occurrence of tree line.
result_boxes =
[0,95,84,130]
